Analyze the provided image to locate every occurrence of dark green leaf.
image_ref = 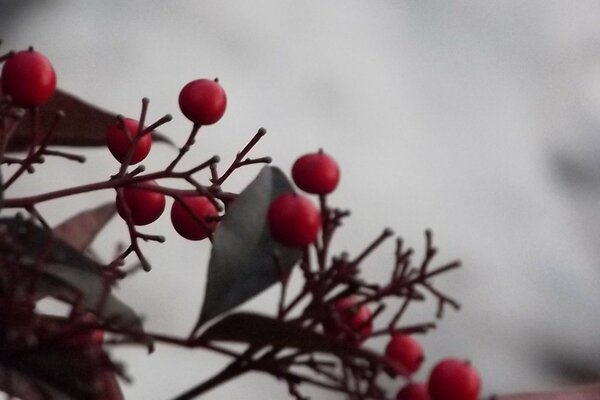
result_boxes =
[0,217,143,333]
[7,89,173,151]
[52,202,116,251]
[196,166,302,328]
[199,312,398,373]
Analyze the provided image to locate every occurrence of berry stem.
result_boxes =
[350,228,394,266]
[0,50,14,63]
[3,110,64,190]
[166,123,201,172]
[211,127,267,186]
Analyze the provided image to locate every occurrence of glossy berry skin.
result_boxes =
[178,79,227,125]
[267,193,321,247]
[385,334,425,376]
[323,297,372,344]
[428,359,481,400]
[171,196,218,240]
[1,49,57,107]
[396,383,430,400]
[117,180,166,226]
[292,151,340,194]
[106,118,152,164]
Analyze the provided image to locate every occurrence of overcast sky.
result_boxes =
[2,1,600,398]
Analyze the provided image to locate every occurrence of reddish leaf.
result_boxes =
[53,202,116,251]
[495,384,600,400]
[7,89,174,151]
[198,312,401,374]
[0,217,144,333]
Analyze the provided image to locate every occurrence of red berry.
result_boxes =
[171,196,218,240]
[428,358,481,400]
[178,79,227,125]
[106,118,152,164]
[323,297,373,344]
[1,49,56,107]
[68,326,104,348]
[267,193,321,247]
[396,383,430,400]
[292,150,340,194]
[117,180,166,226]
[48,313,104,348]
[385,334,425,376]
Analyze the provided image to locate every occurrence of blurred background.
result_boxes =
[2,0,600,398]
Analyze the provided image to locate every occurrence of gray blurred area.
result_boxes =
[2,1,600,398]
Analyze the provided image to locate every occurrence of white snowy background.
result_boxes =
[2,1,600,398]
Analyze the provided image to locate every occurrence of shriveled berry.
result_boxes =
[1,49,56,107]
[117,180,166,226]
[171,196,218,240]
[385,334,425,376]
[292,150,340,194]
[396,383,430,400]
[106,118,152,164]
[179,79,227,125]
[267,193,321,247]
[428,358,481,400]
[323,297,372,344]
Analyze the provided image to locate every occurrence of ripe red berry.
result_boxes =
[67,325,104,348]
[396,383,430,400]
[106,118,152,164]
[178,79,227,125]
[1,49,57,107]
[117,180,166,226]
[323,297,373,344]
[267,193,321,247]
[171,196,218,240]
[428,358,481,400]
[385,334,425,376]
[47,313,104,348]
[292,150,340,194]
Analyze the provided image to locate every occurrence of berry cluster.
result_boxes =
[105,79,226,241]
[0,46,478,400]
[387,335,481,400]
[266,149,481,400]
[267,150,339,247]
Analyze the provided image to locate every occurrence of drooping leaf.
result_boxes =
[0,217,143,333]
[7,89,174,151]
[52,202,116,251]
[198,312,399,374]
[196,166,302,328]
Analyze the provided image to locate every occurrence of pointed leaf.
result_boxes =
[197,166,302,326]
[7,89,171,151]
[199,312,398,373]
[0,217,143,333]
[53,202,116,251]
